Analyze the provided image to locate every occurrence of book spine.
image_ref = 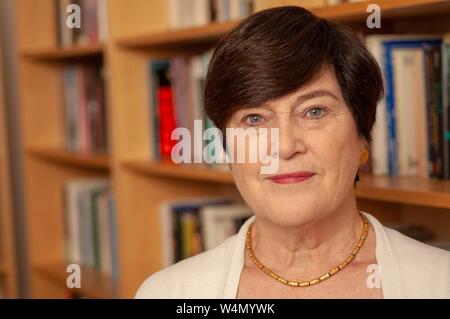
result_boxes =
[384,43,399,176]
[432,47,444,178]
[443,42,450,179]
[107,194,119,281]
[158,86,177,160]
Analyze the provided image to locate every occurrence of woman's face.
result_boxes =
[226,65,366,227]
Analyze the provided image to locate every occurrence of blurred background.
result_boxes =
[0,0,450,298]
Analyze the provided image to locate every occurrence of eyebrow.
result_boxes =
[290,89,339,107]
[237,89,340,114]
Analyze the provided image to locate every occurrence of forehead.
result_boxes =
[265,65,343,107]
[227,64,348,124]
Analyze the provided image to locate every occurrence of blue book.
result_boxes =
[383,38,442,176]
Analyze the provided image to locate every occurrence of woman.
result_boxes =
[136,6,450,298]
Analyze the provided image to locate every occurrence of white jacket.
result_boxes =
[135,212,450,298]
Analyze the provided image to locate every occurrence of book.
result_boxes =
[392,48,428,177]
[200,203,253,250]
[365,35,448,178]
[168,0,254,30]
[149,51,221,166]
[383,38,442,176]
[62,64,107,154]
[149,60,171,161]
[442,34,450,179]
[63,178,118,280]
[55,0,108,46]
[160,197,233,265]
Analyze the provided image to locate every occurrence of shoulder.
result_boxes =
[384,225,450,263]
[135,234,238,299]
[371,217,450,298]
[383,225,450,276]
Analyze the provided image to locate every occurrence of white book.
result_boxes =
[392,48,428,177]
[238,0,254,17]
[180,0,192,28]
[200,203,253,251]
[217,0,229,22]
[230,0,240,20]
[189,56,205,163]
[168,0,181,30]
[191,0,210,27]
[96,0,109,42]
[64,178,109,266]
[365,36,390,176]
[59,0,73,46]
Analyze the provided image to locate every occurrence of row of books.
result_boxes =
[161,197,253,265]
[62,64,108,154]
[149,51,227,170]
[168,0,254,30]
[63,178,119,281]
[55,0,108,46]
[160,197,450,266]
[366,34,450,179]
[166,0,361,30]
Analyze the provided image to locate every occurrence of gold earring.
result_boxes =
[359,148,369,166]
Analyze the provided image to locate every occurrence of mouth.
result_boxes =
[267,171,316,184]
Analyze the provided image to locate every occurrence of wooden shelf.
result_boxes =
[20,43,104,61]
[121,162,450,209]
[313,0,450,22]
[123,160,234,184]
[357,174,450,209]
[0,264,6,275]
[117,20,237,50]
[27,147,110,171]
[34,262,117,299]
[117,0,450,50]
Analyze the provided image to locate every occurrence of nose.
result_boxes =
[276,117,306,160]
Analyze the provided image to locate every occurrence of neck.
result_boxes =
[249,191,363,276]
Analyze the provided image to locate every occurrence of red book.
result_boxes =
[158,85,177,160]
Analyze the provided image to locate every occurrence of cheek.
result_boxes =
[230,162,263,212]
[319,118,361,177]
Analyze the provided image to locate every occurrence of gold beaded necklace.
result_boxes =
[245,212,369,287]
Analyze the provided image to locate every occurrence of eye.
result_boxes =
[243,114,265,126]
[305,106,327,119]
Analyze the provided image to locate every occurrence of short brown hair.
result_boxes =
[204,6,384,184]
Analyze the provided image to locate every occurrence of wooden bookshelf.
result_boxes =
[0,27,18,297]
[117,20,238,50]
[123,160,234,184]
[20,44,104,61]
[357,175,450,208]
[123,162,450,208]
[16,0,450,299]
[27,147,110,171]
[117,0,450,50]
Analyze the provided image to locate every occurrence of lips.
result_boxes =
[268,171,316,184]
